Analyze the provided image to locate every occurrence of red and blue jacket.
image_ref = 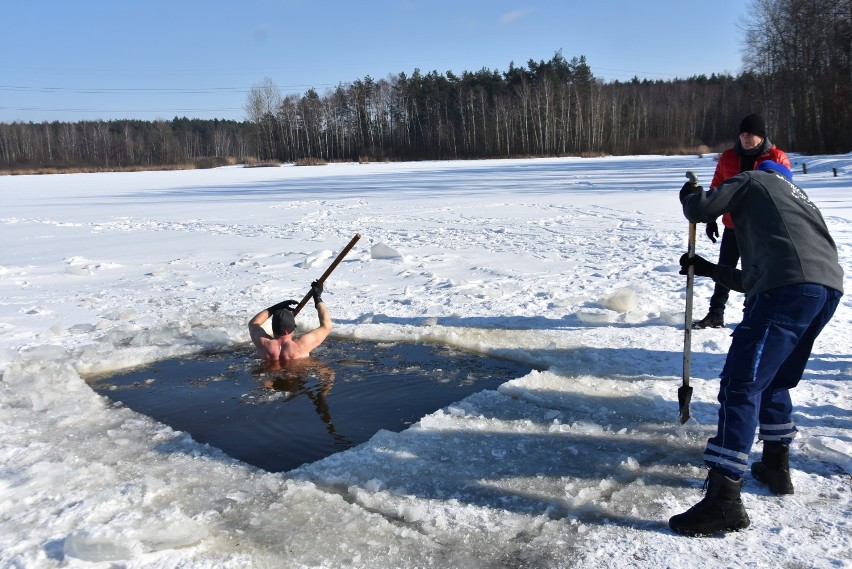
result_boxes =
[711,139,791,228]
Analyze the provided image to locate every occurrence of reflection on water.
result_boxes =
[89,338,532,472]
[252,358,350,448]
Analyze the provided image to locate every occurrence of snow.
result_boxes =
[1,155,850,568]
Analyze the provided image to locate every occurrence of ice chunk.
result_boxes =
[64,532,135,562]
[63,519,207,561]
[371,243,403,259]
[299,249,333,269]
[575,308,618,324]
[598,287,637,313]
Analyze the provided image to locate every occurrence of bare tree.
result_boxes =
[742,0,851,152]
[245,78,282,160]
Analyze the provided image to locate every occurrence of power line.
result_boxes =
[0,83,337,95]
[0,106,244,113]
[0,82,339,119]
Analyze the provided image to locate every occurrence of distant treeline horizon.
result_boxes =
[2,0,848,174]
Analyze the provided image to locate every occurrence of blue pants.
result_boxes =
[703,283,842,476]
[708,227,740,318]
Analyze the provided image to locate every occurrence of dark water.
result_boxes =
[88,338,532,472]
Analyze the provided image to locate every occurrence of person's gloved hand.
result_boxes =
[705,220,719,243]
[679,182,702,204]
[679,253,716,278]
[267,299,298,313]
[311,280,324,306]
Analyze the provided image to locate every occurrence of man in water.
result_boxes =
[249,280,332,361]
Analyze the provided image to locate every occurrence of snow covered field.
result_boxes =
[1,155,850,568]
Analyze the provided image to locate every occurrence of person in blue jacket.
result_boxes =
[670,161,844,536]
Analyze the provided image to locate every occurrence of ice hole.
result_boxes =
[88,338,532,472]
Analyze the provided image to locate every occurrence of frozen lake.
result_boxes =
[1,155,849,568]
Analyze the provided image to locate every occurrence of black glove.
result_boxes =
[679,253,716,278]
[311,280,323,306]
[679,182,702,204]
[705,220,719,243]
[267,299,298,313]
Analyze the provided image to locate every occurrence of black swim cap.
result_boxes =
[271,308,296,336]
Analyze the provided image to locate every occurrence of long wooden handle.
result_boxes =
[682,170,700,389]
[683,222,696,388]
[292,233,361,316]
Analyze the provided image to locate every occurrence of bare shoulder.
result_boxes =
[292,327,330,355]
[254,336,281,360]
[278,338,310,359]
[249,321,272,344]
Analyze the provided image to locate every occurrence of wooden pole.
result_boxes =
[292,234,361,316]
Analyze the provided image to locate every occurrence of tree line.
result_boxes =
[241,62,789,164]
[1,0,848,173]
[0,118,254,172]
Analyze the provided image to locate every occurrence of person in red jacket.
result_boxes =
[693,113,791,329]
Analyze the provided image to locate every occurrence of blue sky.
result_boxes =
[1,0,750,123]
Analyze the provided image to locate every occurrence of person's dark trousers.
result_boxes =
[701,283,842,476]
[708,227,740,318]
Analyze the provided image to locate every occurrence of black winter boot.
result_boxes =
[692,313,724,329]
[752,442,794,495]
[669,469,750,536]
